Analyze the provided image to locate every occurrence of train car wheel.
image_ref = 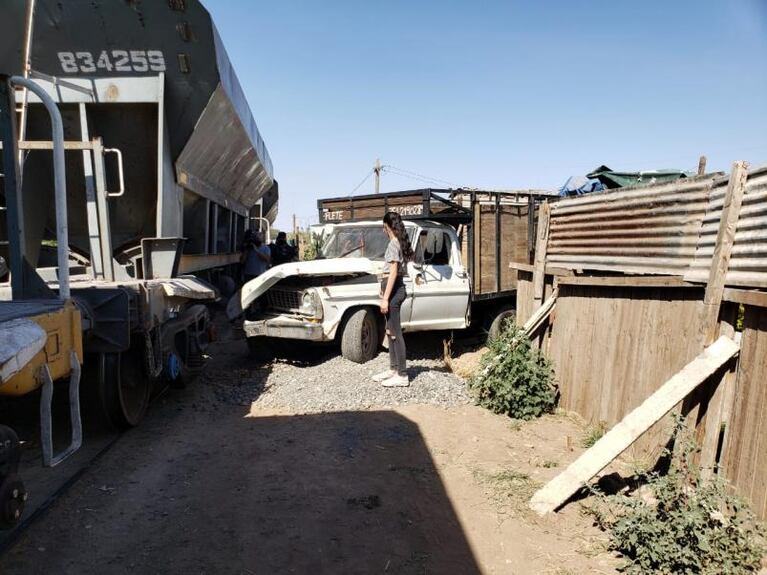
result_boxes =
[98,350,150,429]
[0,474,27,529]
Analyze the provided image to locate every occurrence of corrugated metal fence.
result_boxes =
[547,166,767,286]
[515,161,767,519]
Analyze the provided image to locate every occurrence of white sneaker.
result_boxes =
[372,370,395,382]
[381,374,410,387]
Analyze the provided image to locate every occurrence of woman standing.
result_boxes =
[373,212,413,387]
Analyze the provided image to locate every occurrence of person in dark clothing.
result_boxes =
[270,231,297,266]
[240,230,271,283]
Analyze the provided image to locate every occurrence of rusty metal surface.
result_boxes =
[544,165,767,290]
[547,177,717,276]
[685,165,767,288]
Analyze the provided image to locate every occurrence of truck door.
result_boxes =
[406,227,471,331]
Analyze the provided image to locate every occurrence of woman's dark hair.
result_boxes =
[383,211,413,261]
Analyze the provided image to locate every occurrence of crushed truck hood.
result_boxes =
[229,258,381,319]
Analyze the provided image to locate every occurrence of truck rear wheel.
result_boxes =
[341,308,379,364]
[487,305,516,342]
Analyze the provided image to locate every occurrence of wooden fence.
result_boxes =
[514,162,767,519]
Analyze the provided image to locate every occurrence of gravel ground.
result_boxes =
[0,315,619,575]
[207,331,473,412]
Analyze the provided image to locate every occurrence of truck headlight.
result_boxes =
[300,289,323,319]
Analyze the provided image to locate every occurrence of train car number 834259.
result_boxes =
[57,50,166,74]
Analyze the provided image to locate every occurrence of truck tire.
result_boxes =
[341,308,378,364]
[487,305,516,342]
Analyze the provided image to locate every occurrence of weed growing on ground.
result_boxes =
[469,321,557,420]
[541,460,559,469]
[585,425,766,575]
[473,467,541,515]
[581,421,608,448]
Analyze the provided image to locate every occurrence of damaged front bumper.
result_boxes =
[243,315,326,341]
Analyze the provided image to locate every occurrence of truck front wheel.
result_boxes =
[341,308,379,363]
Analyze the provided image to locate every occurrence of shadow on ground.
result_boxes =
[257,329,482,368]
[0,409,481,574]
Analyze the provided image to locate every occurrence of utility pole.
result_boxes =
[292,213,298,241]
[374,158,381,194]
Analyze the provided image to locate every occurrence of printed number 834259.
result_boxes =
[57,50,166,74]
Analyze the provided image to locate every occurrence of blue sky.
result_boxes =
[207,1,767,231]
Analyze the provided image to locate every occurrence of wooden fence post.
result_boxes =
[532,202,551,309]
[685,160,749,472]
[699,161,749,343]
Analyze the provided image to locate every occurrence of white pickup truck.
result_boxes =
[236,189,551,362]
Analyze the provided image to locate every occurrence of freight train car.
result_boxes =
[0,0,276,526]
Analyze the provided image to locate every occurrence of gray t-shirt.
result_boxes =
[384,238,406,277]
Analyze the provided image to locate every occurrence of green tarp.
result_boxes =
[587,165,691,189]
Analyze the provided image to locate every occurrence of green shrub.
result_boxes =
[469,321,557,420]
[587,428,766,574]
[301,230,325,261]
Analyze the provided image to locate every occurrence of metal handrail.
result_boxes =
[10,75,70,300]
[250,216,271,243]
[104,148,125,197]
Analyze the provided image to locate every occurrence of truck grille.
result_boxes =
[266,288,302,312]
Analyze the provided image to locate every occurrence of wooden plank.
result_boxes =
[508,261,535,273]
[510,261,576,277]
[746,310,767,518]
[684,162,749,440]
[522,289,558,337]
[698,161,749,344]
[544,266,576,277]
[515,271,534,325]
[495,193,501,293]
[724,308,762,495]
[557,275,697,288]
[480,205,498,293]
[722,287,767,309]
[473,201,482,294]
[698,304,738,477]
[529,336,740,516]
[532,202,551,307]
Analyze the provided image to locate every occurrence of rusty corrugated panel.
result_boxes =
[547,177,717,276]
[685,166,767,288]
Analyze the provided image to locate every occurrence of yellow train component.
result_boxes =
[0,302,83,397]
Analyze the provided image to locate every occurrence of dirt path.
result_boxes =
[0,320,617,574]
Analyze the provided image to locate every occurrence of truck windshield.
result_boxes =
[322,226,413,260]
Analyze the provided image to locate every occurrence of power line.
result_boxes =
[350,169,374,194]
[382,168,443,188]
[383,164,459,188]
[349,170,375,196]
